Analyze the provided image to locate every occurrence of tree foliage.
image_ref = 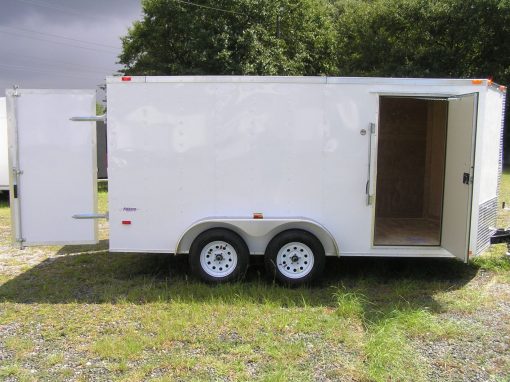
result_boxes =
[119,0,337,76]
[119,0,510,85]
[334,0,510,84]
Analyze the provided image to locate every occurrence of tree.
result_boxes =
[120,0,510,84]
[119,0,338,76]
[333,0,510,84]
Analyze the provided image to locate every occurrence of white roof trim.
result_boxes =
[106,75,488,87]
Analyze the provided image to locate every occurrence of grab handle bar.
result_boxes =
[366,122,375,205]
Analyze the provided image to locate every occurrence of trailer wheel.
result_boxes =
[189,228,249,283]
[264,229,325,285]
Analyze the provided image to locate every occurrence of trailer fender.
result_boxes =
[175,218,339,256]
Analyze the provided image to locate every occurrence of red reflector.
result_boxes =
[121,76,132,82]
[122,220,131,225]
[500,85,507,92]
[253,213,263,219]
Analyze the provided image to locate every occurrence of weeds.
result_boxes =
[333,286,367,320]
[92,332,149,360]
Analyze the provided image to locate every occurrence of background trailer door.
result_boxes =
[6,89,98,247]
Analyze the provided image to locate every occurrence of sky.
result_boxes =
[0,0,142,99]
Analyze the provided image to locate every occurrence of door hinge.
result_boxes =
[369,122,376,134]
[15,237,26,249]
[12,168,23,176]
[12,85,21,97]
[12,168,22,199]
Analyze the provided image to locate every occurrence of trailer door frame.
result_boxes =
[370,92,478,262]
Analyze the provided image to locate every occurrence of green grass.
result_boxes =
[497,168,510,228]
[333,287,367,320]
[0,363,26,379]
[4,337,35,359]
[92,331,150,360]
[45,352,64,367]
[366,314,428,382]
[0,178,509,381]
[98,180,108,213]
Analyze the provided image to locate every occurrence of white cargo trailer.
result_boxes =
[5,77,507,284]
[0,97,8,191]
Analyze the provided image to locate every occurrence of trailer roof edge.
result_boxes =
[105,76,499,87]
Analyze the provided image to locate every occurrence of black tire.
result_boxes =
[189,228,249,283]
[264,229,325,286]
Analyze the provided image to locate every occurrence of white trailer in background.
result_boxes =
[5,77,507,284]
[0,97,8,191]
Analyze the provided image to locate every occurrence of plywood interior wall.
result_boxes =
[376,98,447,219]
[423,102,447,219]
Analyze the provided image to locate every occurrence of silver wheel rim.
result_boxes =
[276,242,314,279]
[200,241,238,277]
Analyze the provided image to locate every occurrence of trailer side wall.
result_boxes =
[106,77,497,258]
[473,88,506,254]
[107,81,375,253]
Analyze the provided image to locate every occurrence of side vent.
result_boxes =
[476,197,498,254]
[497,94,507,191]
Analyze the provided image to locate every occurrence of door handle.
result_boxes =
[463,172,470,185]
[365,123,375,205]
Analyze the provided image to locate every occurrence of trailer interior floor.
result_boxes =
[374,217,441,246]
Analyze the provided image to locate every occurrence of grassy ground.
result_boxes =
[0,177,509,382]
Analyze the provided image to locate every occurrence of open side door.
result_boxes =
[6,89,98,247]
[442,93,478,261]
